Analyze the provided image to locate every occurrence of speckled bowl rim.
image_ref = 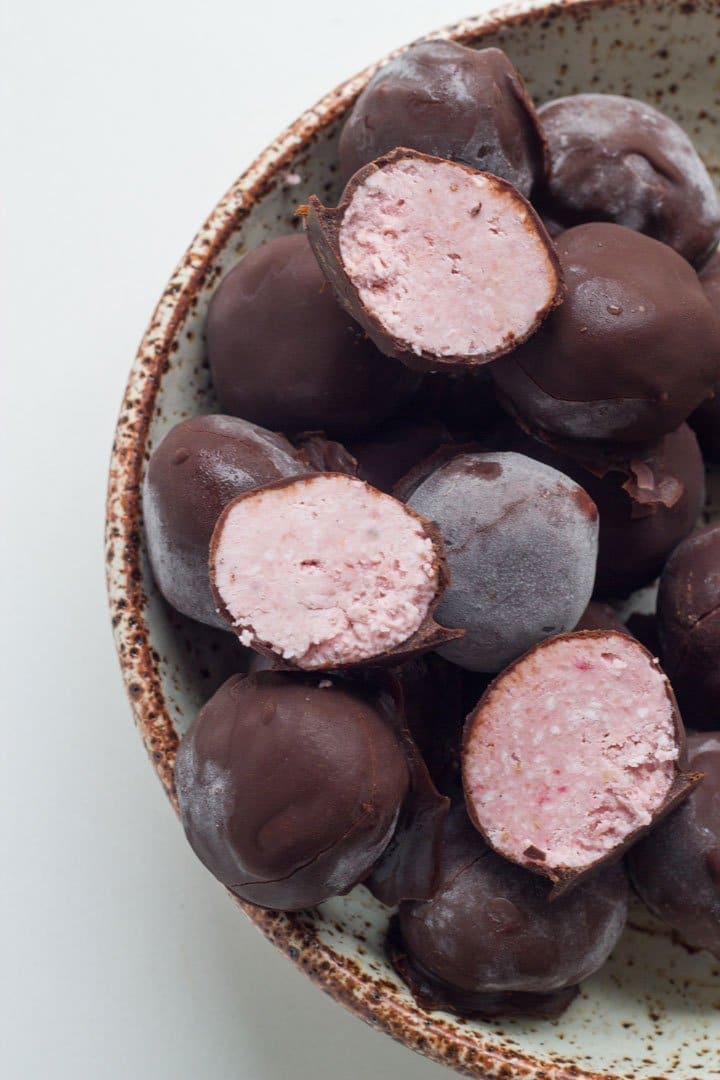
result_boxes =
[105,3,674,1077]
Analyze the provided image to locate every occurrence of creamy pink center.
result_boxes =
[464,635,678,869]
[212,474,438,668]
[338,157,556,359]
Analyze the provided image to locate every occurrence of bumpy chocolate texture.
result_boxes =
[210,472,461,670]
[338,41,548,194]
[305,149,563,372]
[462,631,700,895]
[174,672,412,910]
[658,524,720,730]
[537,93,720,266]
[498,421,705,598]
[492,223,720,443]
[206,234,419,437]
[389,808,629,1020]
[405,451,599,672]
[689,250,720,461]
[628,732,720,959]
[143,415,311,628]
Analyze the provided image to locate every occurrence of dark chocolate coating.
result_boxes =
[537,93,720,266]
[498,422,705,598]
[206,234,419,437]
[658,524,720,729]
[395,655,466,797]
[689,251,720,461]
[143,415,308,628]
[174,672,409,910]
[338,42,547,194]
[346,418,452,494]
[492,223,720,443]
[574,601,627,634]
[392,808,628,1017]
[628,732,720,958]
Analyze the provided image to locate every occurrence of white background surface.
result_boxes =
[1,1,506,1077]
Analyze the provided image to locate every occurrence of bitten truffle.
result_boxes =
[689,250,720,461]
[210,472,460,669]
[629,732,720,959]
[492,223,720,443]
[462,631,699,893]
[338,42,548,194]
[306,149,563,371]
[537,93,720,266]
[389,808,629,1019]
[657,524,720,729]
[206,234,419,437]
[143,415,310,628]
[405,451,598,672]
[174,672,410,909]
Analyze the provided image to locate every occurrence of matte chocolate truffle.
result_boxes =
[657,524,720,729]
[345,418,452,494]
[210,472,461,670]
[206,234,419,437]
[498,421,705,598]
[628,732,720,958]
[537,93,720,266]
[689,251,720,461]
[305,149,563,371]
[338,42,548,194]
[405,451,599,672]
[462,631,700,894]
[389,808,629,1019]
[143,415,310,628]
[174,672,410,909]
[492,223,720,443]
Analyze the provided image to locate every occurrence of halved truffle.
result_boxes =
[388,807,629,1020]
[492,223,720,443]
[209,472,460,669]
[305,149,563,371]
[338,41,548,194]
[462,631,701,894]
[405,451,599,672]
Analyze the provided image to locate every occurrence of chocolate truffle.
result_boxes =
[395,654,466,796]
[338,42,548,194]
[574,601,627,634]
[174,672,410,909]
[498,421,705,598]
[306,149,563,371]
[689,251,720,461]
[462,631,699,894]
[537,93,720,266]
[492,223,720,443]
[405,451,598,672]
[143,415,310,628]
[206,234,419,437]
[657,524,720,729]
[210,472,461,670]
[390,808,629,1019]
[628,732,720,958]
[345,418,452,494]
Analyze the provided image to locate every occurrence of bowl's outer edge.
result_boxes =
[104,2,702,1077]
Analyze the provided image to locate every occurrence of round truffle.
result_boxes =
[658,523,720,729]
[206,234,419,437]
[174,671,409,910]
[392,808,629,1018]
[537,93,720,266]
[210,472,459,669]
[689,250,720,461]
[628,732,720,959]
[338,42,547,194]
[462,631,697,892]
[498,421,705,598]
[405,451,599,672]
[492,223,720,443]
[142,414,309,628]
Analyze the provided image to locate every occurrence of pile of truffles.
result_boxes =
[143,40,720,1020]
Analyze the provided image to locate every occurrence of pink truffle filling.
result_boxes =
[338,157,557,359]
[464,634,678,869]
[212,474,438,668]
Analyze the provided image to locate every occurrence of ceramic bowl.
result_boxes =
[106,1,720,1075]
